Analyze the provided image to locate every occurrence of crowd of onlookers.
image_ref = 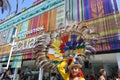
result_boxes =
[85,69,120,80]
[0,64,38,80]
[0,64,120,80]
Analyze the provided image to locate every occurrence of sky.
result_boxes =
[0,0,35,20]
[1,0,120,20]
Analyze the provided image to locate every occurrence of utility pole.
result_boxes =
[6,25,17,80]
[7,25,17,69]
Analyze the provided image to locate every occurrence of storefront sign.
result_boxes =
[13,37,37,51]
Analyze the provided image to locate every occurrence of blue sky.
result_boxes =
[1,0,120,20]
[0,0,35,20]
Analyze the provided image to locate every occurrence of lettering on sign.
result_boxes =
[13,37,37,51]
[18,26,44,37]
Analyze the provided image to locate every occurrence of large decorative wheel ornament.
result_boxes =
[34,23,98,72]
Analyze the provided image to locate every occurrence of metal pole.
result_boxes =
[7,26,17,69]
[41,67,43,80]
[38,67,43,80]
[39,67,41,80]
[13,68,18,80]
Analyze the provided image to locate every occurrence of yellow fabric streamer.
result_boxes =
[51,40,61,49]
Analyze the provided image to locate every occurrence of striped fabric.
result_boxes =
[43,12,49,31]
[56,5,65,28]
[65,0,83,22]
[12,54,23,68]
[16,24,22,40]
[0,53,32,62]
[111,0,118,13]
[83,0,92,20]
[31,16,38,37]
[7,28,14,43]
[102,0,113,15]
[81,1,120,52]
[89,17,119,52]
[1,29,10,44]
[23,53,32,59]
[49,9,57,31]
[1,31,8,45]
[65,0,119,21]
[18,20,29,39]
[27,18,34,38]
[10,27,16,42]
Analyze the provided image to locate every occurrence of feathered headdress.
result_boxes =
[34,23,98,71]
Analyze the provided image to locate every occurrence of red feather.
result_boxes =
[68,58,73,65]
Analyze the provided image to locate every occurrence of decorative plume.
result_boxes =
[34,23,98,71]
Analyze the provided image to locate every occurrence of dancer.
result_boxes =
[57,57,85,80]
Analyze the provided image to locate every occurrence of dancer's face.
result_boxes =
[70,66,80,76]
